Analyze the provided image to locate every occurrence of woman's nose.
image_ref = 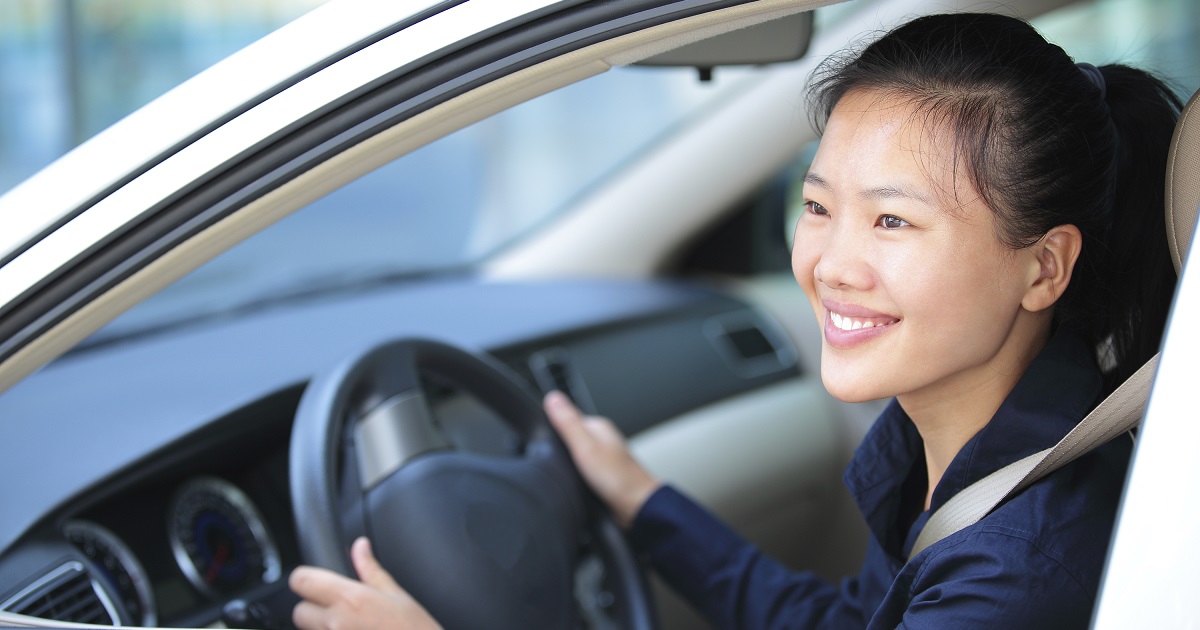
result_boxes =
[813,226,874,291]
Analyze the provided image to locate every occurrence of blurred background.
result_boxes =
[0,1,321,194]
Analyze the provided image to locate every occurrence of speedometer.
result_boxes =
[167,477,281,599]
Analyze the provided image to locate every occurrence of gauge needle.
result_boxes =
[205,545,229,584]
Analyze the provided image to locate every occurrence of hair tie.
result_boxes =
[1077,63,1106,99]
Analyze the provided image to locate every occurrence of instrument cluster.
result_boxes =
[62,474,286,627]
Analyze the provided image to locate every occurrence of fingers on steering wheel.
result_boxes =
[289,565,357,607]
[351,537,403,594]
[544,391,590,446]
[292,599,332,630]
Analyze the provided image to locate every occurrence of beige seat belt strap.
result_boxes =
[908,353,1159,560]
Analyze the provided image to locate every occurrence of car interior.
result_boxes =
[0,0,1196,628]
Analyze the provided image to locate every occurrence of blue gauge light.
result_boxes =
[167,477,281,599]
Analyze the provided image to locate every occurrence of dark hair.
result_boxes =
[808,12,1182,393]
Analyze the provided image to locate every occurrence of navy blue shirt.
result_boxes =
[627,331,1131,629]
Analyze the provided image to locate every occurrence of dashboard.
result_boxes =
[0,278,800,627]
[2,385,301,628]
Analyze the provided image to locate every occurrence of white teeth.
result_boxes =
[830,311,890,332]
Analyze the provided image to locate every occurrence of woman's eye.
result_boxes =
[878,214,910,229]
[805,201,829,216]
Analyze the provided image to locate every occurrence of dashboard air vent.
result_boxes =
[704,310,797,378]
[1,561,116,625]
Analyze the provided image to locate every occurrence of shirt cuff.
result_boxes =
[626,484,746,566]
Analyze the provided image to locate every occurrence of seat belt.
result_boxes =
[908,353,1159,560]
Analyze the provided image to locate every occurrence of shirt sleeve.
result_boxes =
[627,485,866,630]
[898,527,1095,630]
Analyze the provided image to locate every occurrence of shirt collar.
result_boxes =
[843,329,1103,557]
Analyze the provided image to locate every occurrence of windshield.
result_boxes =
[93,64,761,339]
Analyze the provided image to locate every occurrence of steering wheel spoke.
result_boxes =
[353,391,450,490]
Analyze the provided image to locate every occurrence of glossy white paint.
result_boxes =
[1093,224,1200,629]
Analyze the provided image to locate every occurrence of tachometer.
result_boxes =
[167,477,281,599]
[63,519,157,627]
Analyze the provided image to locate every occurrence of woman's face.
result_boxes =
[792,89,1036,405]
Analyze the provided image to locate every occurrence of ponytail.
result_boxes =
[1090,65,1182,390]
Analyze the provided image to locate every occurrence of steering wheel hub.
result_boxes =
[289,338,655,630]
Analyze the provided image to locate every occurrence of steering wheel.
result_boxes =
[289,338,656,629]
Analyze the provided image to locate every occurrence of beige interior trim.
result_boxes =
[1166,89,1200,273]
[630,377,843,521]
[0,0,832,395]
[0,611,133,629]
[631,376,867,628]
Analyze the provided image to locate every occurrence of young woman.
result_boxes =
[288,12,1182,629]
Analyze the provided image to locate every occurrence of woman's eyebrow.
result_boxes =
[805,171,933,205]
[862,183,933,205]
[803,171,830,190]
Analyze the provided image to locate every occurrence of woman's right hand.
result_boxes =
[543,391,661,529]
[290,537,440,630]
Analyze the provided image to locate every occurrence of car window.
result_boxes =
[83,64,761,341]
[0,1,322,193]
[1032,0,1199,92]
[0,2,765,343]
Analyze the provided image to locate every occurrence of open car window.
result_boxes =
[0,1,323,194]
[90,64,761,343]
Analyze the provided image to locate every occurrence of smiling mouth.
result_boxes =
[829,311,900,331]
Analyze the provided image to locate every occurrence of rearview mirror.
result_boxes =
[635,12,813,80]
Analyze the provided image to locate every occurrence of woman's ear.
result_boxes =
[1021,224,1083,312]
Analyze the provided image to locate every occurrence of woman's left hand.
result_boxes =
[290,537,442,630]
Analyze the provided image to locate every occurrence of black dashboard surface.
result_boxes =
[0,276,799,626]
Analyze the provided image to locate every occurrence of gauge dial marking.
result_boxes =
[167,476,281,600]
[63,519,157,627]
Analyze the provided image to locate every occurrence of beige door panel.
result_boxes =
[630,377,868,628]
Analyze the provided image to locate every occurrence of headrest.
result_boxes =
[1166,89,1200,273]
